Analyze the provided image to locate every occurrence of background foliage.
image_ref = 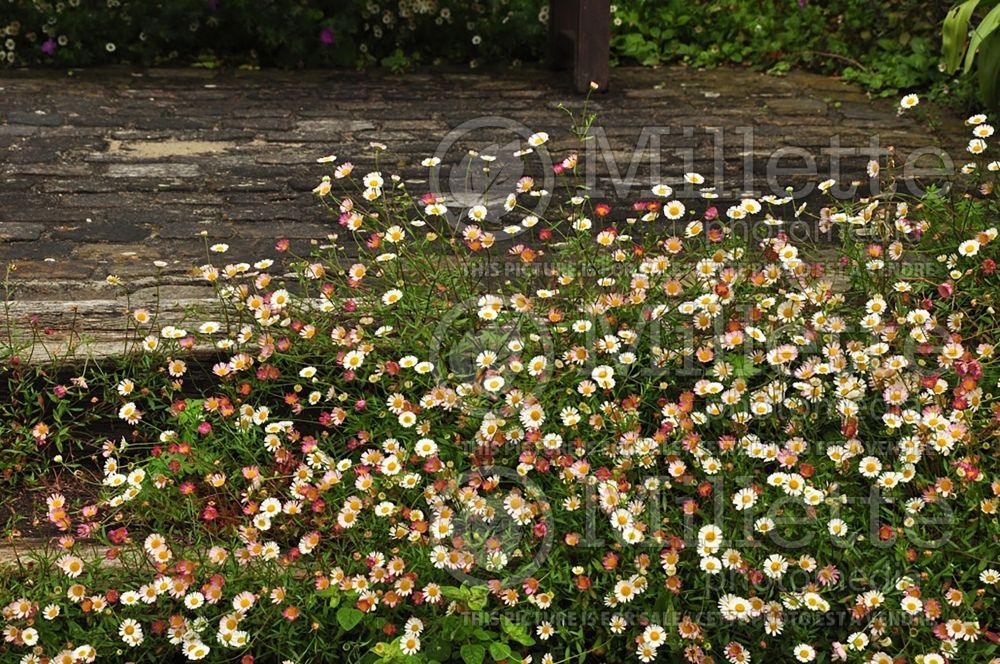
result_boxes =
[611,0,956,100]
[941,0,1000,107]
[0,1,976,103]
[0,0,549,69]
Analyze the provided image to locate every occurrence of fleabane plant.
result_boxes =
[3,97,1000,664]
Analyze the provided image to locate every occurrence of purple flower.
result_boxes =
[320,27,335,45]
[41,39,57,56]
[207,0,219,11]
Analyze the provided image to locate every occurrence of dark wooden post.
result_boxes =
[549,0,610,93]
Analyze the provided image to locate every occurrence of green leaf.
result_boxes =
[978,30,1000,106]
[943,0,981,73]
[489,642,513,661]
[500,616,536,646]
[731,354,760,380]
[965,3,1000,73]
[467,586,489,611]
[425,639,453,661]
[176,398,205,432]
[441,585,472,601]
[461,644,486,664]
[372,637,404,662]
[337,606,364,631]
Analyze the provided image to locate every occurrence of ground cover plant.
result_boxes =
[1,96,1000,662]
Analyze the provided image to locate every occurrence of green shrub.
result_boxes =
[610,1,956,99]
[0,0,547,69]
[3,1,979,103]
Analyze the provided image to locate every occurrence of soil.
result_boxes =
[1,467,101,541]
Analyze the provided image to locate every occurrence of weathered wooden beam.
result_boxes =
[549,0,610,93]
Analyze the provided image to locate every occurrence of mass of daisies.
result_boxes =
[2,95,999,664]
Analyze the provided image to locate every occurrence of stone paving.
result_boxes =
[0,65,969,357]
